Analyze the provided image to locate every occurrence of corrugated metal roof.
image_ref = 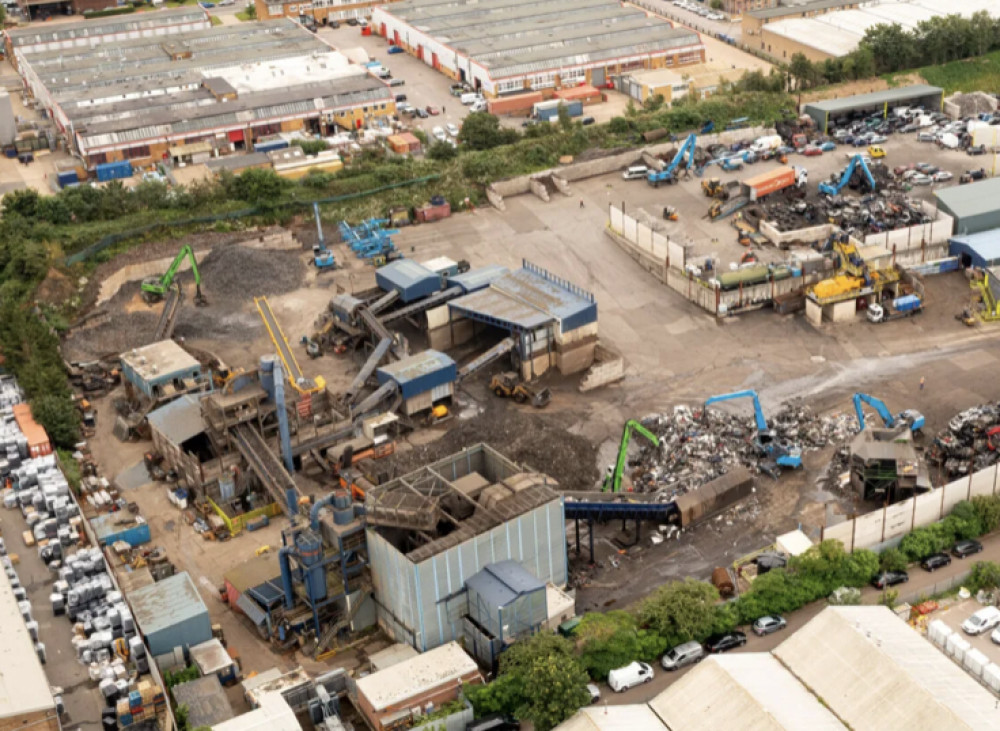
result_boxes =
[466,560,545,608]
[447,265,510,293]
[558,705,667,730]
[235,594,267,626]
[950,229,1000,265]
[7,7,208,46]
[377,350,456,386]
[774,606,999,731]
[804,84,942,114]
[937,177,1000,223]
[130,571,209,637]
[449,287,554,331]
[748,0,857,20]
[355,642,480,711]
[377,259,439,291]
[650,654,845,730]
[0,562,56,718]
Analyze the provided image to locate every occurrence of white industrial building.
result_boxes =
[370,0,705,97]
[557,606,1000,731]
[761,0,1000,60]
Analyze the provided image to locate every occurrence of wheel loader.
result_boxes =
[489,372,551,408]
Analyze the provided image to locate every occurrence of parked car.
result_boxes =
[868,134,888,144]
[414,108,429,119]
[802,145,823,157]
[932,170,953,183]
[329,19,340,27]
[388,78,405,87]
[819,141,837,151]
[868,145,886,158]
[953,539,984,558]
[426,105,441,116]
[661,641,705,670]
[581,116,596,126]
[920,552,951,571]
[466,714,519,731]
[623,165,649,180]
[968,144,987,156]
[751,615,787,636]
[704,631,747,653]
[431,126,447,142]
[346,17,358,25]
[397,103,413,115]
[199,1,214,7]
[394,94,407,103]
[446,122,460,137]
[586,684,601,704]
[871,570,908,589]
[915,162,936,173]
[607,662,654,693]
[963,606,1000,635]
[916,131,936,142]
[387,45,405,54]
[909,173,932,186]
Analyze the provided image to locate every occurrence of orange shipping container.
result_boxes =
[742,166,796,200]
[553,84,602,104]
[487,91,543,116]
[12,403,52,457]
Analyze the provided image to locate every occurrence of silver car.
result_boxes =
[752,615,787,636]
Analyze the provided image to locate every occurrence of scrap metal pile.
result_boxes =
[754,188,930,237]
[625,403,856,498]
[928,401,1000,478]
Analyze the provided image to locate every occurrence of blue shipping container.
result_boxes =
[254,139,289,153]
[57,171,79,188]
[95,160,132,182]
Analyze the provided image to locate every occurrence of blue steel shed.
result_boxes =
[376,350,456,400]
[376,260,443,303]
[447,265,510,294]
[130,571,212,656]
[950,229,1000,269]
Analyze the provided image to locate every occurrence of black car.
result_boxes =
[329,19,340,27]
[581,116,596,125]
[871,570,908,589]
[704,631,747,653]
[953,539,984,558]
[466,715,518,731]
[414,108,429,119]
[921,553,951,572]
[394,94,407,103]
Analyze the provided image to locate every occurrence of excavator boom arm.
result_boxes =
[603,419,660,492]
[853,392,896,429]
[703,390,769,433]
[143,244,200,293]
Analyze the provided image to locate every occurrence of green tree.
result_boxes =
[608,116,631,134]
[575,611,642,679]
[710,0,722,8]
[457,112,519,151]
[2,189,39,219]
[788,53,815,90]
[859,23,917,74]
[427,140,457,161]
[31,394,80,449]
[972,495,1000,535]
[879,547,908,573]
[636,579,730,648]
[227,168,286,205]
[466,634,590,731]
[245,3,256,18]
[642,94,665,113]
[899,526,945,561]
[557,104,573,132]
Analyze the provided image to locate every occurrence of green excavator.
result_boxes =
[141,244,207,306]
[602,419,660,492]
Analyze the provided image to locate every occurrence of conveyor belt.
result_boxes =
[255,296,323,394]
[457,337,515,381]
[358,307,407,359]
[379,286,463,325]
[152,285,181,342]
[368,289,400,316]
[346,337,392,404]
[352,380,398,415]
[231,423,299,516]
[563,499,679,523]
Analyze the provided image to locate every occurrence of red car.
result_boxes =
[425,105,441,116]
[802,145,823,157]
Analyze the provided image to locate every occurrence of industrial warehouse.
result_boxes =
[6,11,394,169]
[755,0,1000,61]
[370,0,705,96]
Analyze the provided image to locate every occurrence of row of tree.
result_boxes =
[771,11,1000,91]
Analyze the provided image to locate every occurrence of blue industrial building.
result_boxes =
[376,350,456,416]
[950,229,1000,269]
[465,561,547,667]
[130,571,212,657]
[447,265,510,294]
[366,444,567,652]
[376,260,443,303]
[120,340,208,405]
[446,260,598,378]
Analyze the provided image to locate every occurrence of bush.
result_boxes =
[637,579,732,648]
[427,141,457,161]
[972,495,1000,535]
[967,561,1000,594]
[292,139,330,156]
[574,611,643,679]
[879,547,909,573]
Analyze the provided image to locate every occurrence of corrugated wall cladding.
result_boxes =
[368,499,567,651]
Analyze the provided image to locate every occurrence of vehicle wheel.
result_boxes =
[493,387,504,397]
[514,392,526,404]
[617,687,626,694]
[644,677,652,684]
[741,639,747,646]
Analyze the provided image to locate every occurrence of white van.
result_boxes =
[607,661,653,693]
[962,606,1000,635]
[623,165,649,180]
[470,99,487,113]
[660,641,705,670]
[461,92,481,106]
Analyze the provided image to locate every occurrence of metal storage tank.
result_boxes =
[295,530,327,603]
[129,572,212,656]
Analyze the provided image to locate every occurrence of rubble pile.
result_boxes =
[928,401,1000,477]
[626,403,857,498]
[759,190,930,236]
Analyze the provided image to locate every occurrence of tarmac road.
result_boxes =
[599,528,1000,705]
